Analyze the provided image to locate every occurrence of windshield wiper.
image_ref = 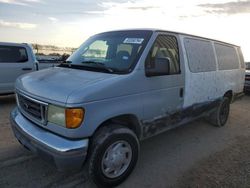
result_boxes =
[58,60,126,74]
[80,61,114,73]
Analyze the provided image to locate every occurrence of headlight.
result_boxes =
[48,104,84,129]
[48,105,65,126]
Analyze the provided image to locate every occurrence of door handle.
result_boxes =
[180,88,184,98]
[22,68,32,71]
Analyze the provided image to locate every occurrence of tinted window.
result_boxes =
[146,35,180,74]
[215,43,239,70]
[184,38,216,72]
[0,45,28,63]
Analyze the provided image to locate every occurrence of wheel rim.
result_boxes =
[101,140,132,179]
[220,100,229,125]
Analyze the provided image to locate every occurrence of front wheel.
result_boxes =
[88,125,139,187]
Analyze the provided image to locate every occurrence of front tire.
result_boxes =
[88,125,139,188]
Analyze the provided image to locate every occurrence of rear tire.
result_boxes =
[206,97,230,127]
[88,125,139,188]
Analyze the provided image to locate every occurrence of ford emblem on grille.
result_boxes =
[24,103,29,109]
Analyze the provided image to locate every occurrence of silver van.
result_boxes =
[10,29,245,187]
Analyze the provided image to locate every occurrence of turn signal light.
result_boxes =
[65,108,84,129]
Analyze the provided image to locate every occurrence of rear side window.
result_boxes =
[0,45,28,63]
[184,38,216,73]
[215,43,239,70]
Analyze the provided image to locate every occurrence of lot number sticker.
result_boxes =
[123,38,144,44]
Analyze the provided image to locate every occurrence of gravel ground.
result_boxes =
[177,135,250,188]
[0,94,250,188]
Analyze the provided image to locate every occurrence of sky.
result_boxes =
[0,0,249,61]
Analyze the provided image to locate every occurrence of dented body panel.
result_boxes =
[179,35,245,107]
[141,98,221,138]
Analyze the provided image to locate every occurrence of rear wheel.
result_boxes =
[88,125,139,187]
[206,97,230,127]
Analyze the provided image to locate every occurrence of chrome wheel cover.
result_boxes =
[101,140,132,178]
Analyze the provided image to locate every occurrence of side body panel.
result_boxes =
[139,32,185,137]
[180,35,245,108]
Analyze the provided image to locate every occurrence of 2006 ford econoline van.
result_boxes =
[10,29,245,187]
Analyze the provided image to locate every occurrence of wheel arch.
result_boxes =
[92,114,142,140]
[224,90,233,103]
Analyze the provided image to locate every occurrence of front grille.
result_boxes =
[17,93,48,125]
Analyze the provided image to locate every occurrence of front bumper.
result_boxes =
[10,107,89,171]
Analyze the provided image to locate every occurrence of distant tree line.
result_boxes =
[32,43,76,61]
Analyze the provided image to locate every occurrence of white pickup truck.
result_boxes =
[0,42,58,95]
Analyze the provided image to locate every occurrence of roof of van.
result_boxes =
[100,28,239,47]
[0,42,29,46]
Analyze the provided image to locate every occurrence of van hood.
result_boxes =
[16,67,119,104]
[246,70,250,75]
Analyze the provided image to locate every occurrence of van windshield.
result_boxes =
[67,30,153,74]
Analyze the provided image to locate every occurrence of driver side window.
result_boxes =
[146,35,180,74]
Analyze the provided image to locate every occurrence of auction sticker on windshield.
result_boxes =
[123,38,144,44]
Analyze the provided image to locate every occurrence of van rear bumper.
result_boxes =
[10,107,89,171]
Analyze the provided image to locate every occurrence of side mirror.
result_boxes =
[145,57,170,77]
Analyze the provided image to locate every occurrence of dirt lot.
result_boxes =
[1,94,250,188]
